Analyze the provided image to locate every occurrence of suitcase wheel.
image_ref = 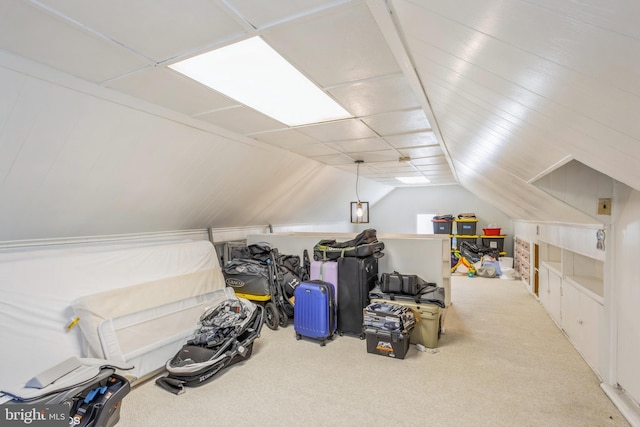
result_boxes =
[295,333,301,340]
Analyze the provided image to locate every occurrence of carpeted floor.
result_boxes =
[117,276,629,427]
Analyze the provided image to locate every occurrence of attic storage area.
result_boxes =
[1,0,640,425]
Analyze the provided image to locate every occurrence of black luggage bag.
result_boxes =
[313,228,384,261]
[337,255,378,338]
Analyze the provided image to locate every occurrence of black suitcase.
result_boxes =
[337,255,378,338]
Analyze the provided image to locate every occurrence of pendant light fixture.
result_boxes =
[350,160,369,223]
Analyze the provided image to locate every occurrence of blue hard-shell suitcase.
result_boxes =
[294,280,337,346]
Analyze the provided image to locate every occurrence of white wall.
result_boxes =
[534,160,614,225]
[0,53,394,242]
[367,185,515,255]
[612,183,640,405]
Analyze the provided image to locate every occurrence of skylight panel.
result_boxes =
[396,176,430,184]
[169,37,351,126]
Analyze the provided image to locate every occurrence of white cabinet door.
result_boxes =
[538,265,550,311]
[561,280,580,343]
[548,270,562,325]
[578,293,603,376]
[560,280,603,377]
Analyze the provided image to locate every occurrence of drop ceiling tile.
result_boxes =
[328,74,421,117]
[411,156,448,166]
[361,109,431,136]
[263,2,400,87]
[0,1,148,83]
[37,0,247,62]
[398,146,444,159]
[310,153,355,165]
[297,119,377,142]
[106,68,238,115]
[251,129,321,147]
[225,0,349,29]
[325,137,392,153]
[287,143,340,157]
[385,131,438,148]
[197,106,285,134]
[351,150,400,164]
[362,165,416,175]
[415,164,453,172]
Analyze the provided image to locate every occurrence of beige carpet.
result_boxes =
[117,276,628,427]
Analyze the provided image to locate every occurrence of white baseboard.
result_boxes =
[601,383,640,427]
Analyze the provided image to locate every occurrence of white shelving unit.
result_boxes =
[537,241,604,377]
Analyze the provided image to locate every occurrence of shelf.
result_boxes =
[541,261,562,276]
[565,275,604,304]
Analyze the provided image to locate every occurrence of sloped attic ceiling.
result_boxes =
[389,0,640,223]
[1,0,638,240]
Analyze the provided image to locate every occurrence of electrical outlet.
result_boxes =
[598,198,611,215]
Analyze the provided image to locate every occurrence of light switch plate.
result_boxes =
[598,198,611,215]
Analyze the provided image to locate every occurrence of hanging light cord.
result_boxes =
[355,161,361,202]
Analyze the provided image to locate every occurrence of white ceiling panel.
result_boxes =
[411,157,448,166]
[106,68,239,116]
[37,0,247,63]
[398,146,446,160]
[311,153,362,165]
[361,109,431,136]
[250,129,321,147]
[225,0,350,29]
[418,0,640,96]
[527,0,640,40]
[0,0,149,82]
[385,132,438,148]
[286,143,340,157]
[263,2,400,87]
[328,74,421,117]
[297,119,377,142]
[350,149,403,163]
[196,106,286,134]
[326,137,393,153]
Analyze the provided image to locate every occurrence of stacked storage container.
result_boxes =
[481,225,507,256]
[454,214,478,251]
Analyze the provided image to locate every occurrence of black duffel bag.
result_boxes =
[313,229,384,261]
[379,271,432,296]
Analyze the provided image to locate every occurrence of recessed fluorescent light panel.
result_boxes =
[169,37,351,126]
[396,176,431,184]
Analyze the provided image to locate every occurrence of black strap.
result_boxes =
[155,376,186,395]
[302,249,311,280]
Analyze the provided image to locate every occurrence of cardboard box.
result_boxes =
[363,302,416,333]
[365,328,410,359]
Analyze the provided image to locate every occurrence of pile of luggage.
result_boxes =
[221,242,307,330]
[292,229,384,346]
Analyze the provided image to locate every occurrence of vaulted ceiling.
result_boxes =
[1,0,638,238]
